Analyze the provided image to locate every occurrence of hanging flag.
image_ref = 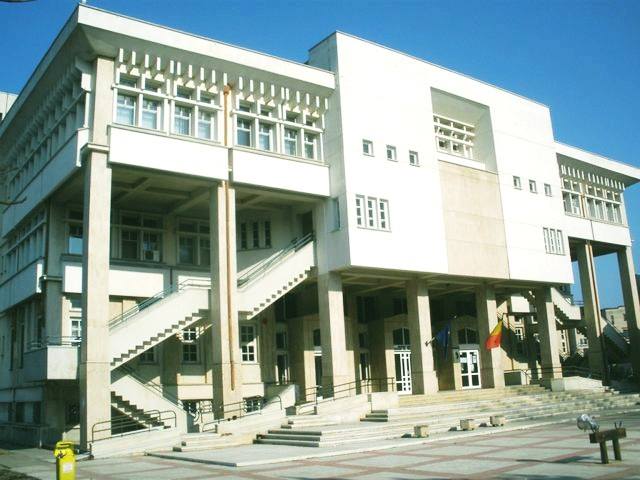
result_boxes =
[485,319,503,349]
[433,321,451,359]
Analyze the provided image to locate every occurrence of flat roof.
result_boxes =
[555,142,640,186]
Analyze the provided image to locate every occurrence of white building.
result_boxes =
[0,92,17,123]
[0,5,638,450]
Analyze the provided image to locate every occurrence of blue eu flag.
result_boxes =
[434,322,451,359]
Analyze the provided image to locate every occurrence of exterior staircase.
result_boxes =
[237,233,315,319]
[255,385,640,447]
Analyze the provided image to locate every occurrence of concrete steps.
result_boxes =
[255,387,640,448]
[172,432,247,452]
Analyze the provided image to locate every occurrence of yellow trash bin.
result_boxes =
[54,441,76,480]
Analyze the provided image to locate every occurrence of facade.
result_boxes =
[603,306,627,336]
[0,5,639,449]
[0,92,17,123]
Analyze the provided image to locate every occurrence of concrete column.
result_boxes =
[317,272,353,396]
[617,246,640,377]
[534,287,562,379]
[476,285,505,388]
[209,183,242,416]
[79,149,112,449]
[576,242,607,377]
[406,280,438,394]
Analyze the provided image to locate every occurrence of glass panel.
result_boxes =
[179,236,195,264]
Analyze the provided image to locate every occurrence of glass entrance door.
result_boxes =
[460,349,481,389]
[394,351,412,394]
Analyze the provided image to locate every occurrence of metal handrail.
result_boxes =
[91,409,176,442]
[109,279,209,329]
[118,364,190,414]
[237,232,314,288]
[506,366,603,382]
[302,377,396,405]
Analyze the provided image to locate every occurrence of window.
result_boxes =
[284,128,298,156]
[240,324,257,362]
[366,197,378,229]
[177,220,210,266]
[238,221,271,250]
[543,227,565,255]
[544,183,552,196]
[181,327,198,363]
[563,191,582,216]
[331,198,341,231]
[258,123,272,151]
[260,105,273,117]
[529,180,537,194]
[139,347,156,364]
[236,118,252,146]
[68,224,83,255]
[386,145,397,161]
[119,213,163,262]
[362,139,373,156]
[197,110,214,140]
[144,79,163,93]
[392,297,408,315]
[433,115,475,159]
[239,223,248,250]
[409,151,419,166]
[174,105,192,135]
[252,222,260,248]
[264,221,272,248]
[355,195,390,231]
[457,328,478,345]
[119,75,137,88]
[304,133,317,159]
[513,176,522,189]
[176,86,193,99]
[69,297,82,341]
[141,98,160,130]
[116,94,136,125]
[312,328,321,348]
[355,195,364,227]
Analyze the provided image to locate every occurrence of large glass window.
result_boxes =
[116,94,136,125]
[258,123,272,151]
[304,133,317,159]
[119,214,163,262]
[182,327,198,363]
[284,128,298,156]
[237,118,252,146]
[177,220,210,266]
[141,98,160,130]
[198,110,213,140]
[174,105,192,135]
[68,225,83,255]
[240,324,257,362]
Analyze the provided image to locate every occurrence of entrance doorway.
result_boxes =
[460,349,481,389]
[301,211,313,236]
[393,328,412,394]
[313,328,322,399]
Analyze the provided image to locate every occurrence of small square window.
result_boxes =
[238,101,253,113]
[513,176,522,189]
[529,180,538,194]
[199,91,216,104]
[119,74,138,88]
[176,86,193,99]
[386,145,397,162]
[143,79,163,92]
[544,183,552,196]
[362,139,374,156]
[409,151,419,166]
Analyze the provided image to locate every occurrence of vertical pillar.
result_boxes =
[576,242,607,377]
[79,149,112,449]
[317,272,352,396]
[534,287,562,379]
[476,285,505,388]
[617,246,640,377]
[209,183,242,416]
[406,280,438,394]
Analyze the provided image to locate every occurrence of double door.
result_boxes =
[460,349,481,389]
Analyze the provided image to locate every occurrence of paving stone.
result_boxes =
[409,458,518,475]
[483,447,578,461]
[497,462,627,479]
[340,453,434,468]
[264,464,359,479]
[356,471,446,480]
[416,444,499,456]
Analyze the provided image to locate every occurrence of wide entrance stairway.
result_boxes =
[255,385,640,447]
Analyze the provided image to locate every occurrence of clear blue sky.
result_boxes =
[1,0,639,307]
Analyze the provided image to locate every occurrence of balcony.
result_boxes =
[23,337,79,382]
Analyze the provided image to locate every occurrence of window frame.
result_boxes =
[409,150,419,166]
[386,145,397,162]
[362,139,374,156]
[240,324,257,363]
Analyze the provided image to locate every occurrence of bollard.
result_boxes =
[414,424,429,438]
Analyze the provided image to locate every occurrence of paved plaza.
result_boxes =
[3,411,640,479]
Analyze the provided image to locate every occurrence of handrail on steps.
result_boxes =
[91,409,176,443]
[117,364,191,415]
[237,232,314,288]
[199,394,284,433]
[109,278,209,329]
[301,377,396,405]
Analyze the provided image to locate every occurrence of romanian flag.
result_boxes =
[484,319,503,349]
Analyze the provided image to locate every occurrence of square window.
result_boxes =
[362,139,373,156]
[284,128,298,156]
[116,94,136,126]
[119,74,138,88]
[513,176,522,189]
[176,86,193,99]
[386,145,397,161]
[409,151,419,166]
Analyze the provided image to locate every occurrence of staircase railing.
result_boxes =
[302,377,396,405]
[116,364,191,415]
[91,409,176,442]
[199,394,284,432]
[507,366,603,382]
[237,232,314,288]
[109,279,210,329]
[26,336,80,351]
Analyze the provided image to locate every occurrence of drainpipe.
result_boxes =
[223,84,236,390]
